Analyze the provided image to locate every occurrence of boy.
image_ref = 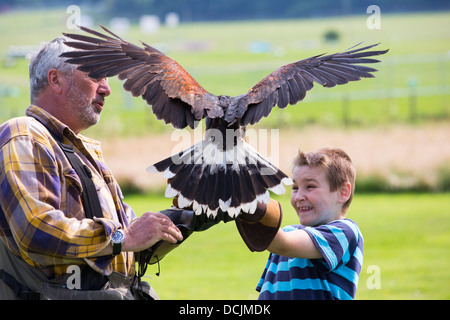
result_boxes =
[256,147,363,300]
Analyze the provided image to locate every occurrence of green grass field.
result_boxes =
[123,192,450,300]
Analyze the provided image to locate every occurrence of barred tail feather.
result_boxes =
[147,138,292,217]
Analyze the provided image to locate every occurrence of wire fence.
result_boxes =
[0,52,449,130]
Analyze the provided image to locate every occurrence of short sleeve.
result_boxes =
[304,220,361,272]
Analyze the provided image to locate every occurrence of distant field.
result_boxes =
[100,122,450,193]
[124,192,450,300]
[0,11,449,135]
[2,10,448,193]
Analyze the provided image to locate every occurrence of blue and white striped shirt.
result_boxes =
[256,219,363,300]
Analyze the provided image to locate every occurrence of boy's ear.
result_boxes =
[337,182,352,203]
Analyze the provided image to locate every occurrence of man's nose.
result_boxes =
[98,79,111,97]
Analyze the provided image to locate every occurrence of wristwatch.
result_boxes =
[111,229,124,256]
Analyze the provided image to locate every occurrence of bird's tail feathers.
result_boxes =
[147,138,292,217]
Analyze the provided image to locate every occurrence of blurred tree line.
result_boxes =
[2,0,449,22]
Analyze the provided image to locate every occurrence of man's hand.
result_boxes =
[122,212,184,252]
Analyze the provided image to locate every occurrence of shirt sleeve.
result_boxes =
[0,134,116,265]
[303,220,361,272]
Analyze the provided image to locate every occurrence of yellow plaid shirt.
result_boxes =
[0,105,136,279]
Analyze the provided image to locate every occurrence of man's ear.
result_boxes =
[338,182,352,203]
[46,69,63,95]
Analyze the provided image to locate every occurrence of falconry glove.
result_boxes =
[136,206,233,276]
[235,199,283,252]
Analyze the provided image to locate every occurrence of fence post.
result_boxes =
[407,76,419,122]
[342,93,350,127]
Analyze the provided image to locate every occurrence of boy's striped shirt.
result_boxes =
[257,219,363,300]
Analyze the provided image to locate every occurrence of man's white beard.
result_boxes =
[66,81,101,132]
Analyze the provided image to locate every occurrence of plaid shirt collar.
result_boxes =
[26,105,101,153]
[26,105,69,142]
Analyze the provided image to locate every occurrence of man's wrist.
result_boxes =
[111,229,124,256]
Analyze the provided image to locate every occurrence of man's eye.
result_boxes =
[89,76,107,83]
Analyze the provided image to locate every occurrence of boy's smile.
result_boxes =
[290,165,347,227]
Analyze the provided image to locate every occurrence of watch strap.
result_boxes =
[112,242,122,256]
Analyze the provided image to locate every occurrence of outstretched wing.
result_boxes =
[61,26,222,129]
[225,43,388,125]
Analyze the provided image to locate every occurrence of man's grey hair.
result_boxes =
[28,36,76,103]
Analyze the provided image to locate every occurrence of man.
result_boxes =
[0,37,183,299]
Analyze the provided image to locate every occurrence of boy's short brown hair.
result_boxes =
[293,147,356,210]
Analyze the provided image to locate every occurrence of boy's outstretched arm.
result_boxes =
[236,199,323,259]
[267,228,323,259]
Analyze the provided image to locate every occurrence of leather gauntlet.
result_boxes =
[235,199,283,252]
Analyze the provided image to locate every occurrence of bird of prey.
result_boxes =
[61,26,387,218]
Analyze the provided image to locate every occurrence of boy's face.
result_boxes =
[290,165,348,227]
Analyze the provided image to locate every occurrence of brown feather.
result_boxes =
[229,44,388,125]
[62,26,220,129]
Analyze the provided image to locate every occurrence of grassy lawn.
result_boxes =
[123,192,450,300]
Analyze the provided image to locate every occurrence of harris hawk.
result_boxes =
[61,26,387,218]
